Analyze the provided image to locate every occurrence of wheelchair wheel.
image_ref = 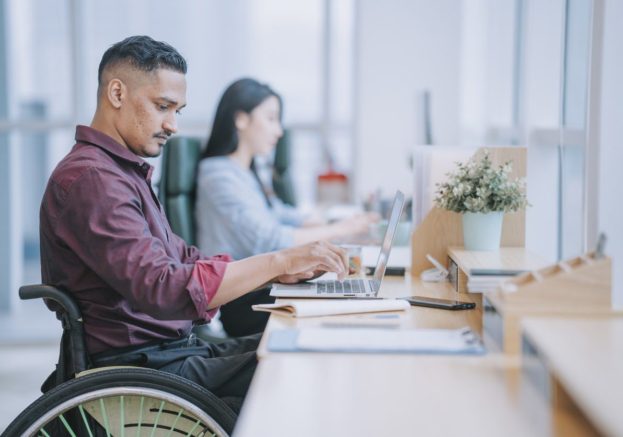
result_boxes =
[3,367,236,437]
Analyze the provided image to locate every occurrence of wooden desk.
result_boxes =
[235,354,546,437]
[236,276,546,436]
[522,317,623,437]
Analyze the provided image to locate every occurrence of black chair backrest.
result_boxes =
[159,133,296,246]
[158,137,202,246]
[272,129,297,206]
[19,284,89,385]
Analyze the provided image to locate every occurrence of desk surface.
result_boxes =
[235,354,545,437]
[236,276,547,437]
[256,276,480,358]
[522,316,623,437]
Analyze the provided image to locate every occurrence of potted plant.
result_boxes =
[434,151,528,251]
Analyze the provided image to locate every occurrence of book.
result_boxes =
[252,299,410,318]
[470,268,527,276]
[268,326,486,355]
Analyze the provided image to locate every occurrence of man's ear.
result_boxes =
[106,78,125,109]
[234,111,250,131]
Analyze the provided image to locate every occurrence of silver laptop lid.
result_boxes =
[371,190,406,291]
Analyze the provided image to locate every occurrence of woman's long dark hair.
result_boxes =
[201,78,283,207]
[201,78,282,160]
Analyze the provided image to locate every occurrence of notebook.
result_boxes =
[270,190,405,298]
[252,298,410,317]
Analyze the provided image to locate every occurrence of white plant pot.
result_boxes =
[462,212,504,251]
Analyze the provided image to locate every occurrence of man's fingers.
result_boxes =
[324,243,349,276]
[285,241,350,279]
[316,250,346,277]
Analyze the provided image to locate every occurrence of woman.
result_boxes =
[196,79,376,259]
[196,78,376,260]
[196,78,376,336]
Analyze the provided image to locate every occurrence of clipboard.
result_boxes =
[268,327,486,355]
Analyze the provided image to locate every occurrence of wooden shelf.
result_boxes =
[444,246,548,336]
[447,246,548,294]
[484,253,619,354]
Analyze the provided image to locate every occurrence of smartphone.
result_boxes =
[404,296,475,310]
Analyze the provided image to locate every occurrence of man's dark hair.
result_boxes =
[98,35,187,89]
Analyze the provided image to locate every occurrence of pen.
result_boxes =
[321,322,399,330]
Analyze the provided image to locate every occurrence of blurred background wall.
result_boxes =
[0,0,621,326]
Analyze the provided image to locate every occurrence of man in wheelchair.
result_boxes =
[38,35,349,415]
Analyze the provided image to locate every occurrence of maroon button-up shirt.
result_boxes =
[40,125,230,354]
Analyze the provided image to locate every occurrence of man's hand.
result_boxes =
[212,241,348,308]
[275,269,325,284]
[273,241,348,282]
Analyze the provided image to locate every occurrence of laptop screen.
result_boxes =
[371,191,406,289]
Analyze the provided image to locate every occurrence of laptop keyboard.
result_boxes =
[316,279,368,295]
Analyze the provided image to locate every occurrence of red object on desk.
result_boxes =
[317,171,349,204]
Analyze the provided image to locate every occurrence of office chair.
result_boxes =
[160,132,297,246]
[272,129,297,206]
[158,136,203,246]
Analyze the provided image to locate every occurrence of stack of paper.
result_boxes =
[467,268,526,293]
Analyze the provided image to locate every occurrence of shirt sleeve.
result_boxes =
[189,258,232,320]
[56,166,227,321]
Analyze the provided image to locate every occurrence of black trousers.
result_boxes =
[92,333,261,413]
[219,287,276,337]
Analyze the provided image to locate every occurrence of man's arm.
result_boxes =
[207,240,349,308]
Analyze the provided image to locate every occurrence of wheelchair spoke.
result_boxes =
[150,400,166,437]
[137,395,145,435]
[38,428,51,437]
[185,419,202,436]
[164,407,184,437]
[99,397,112,437]
[58,413,77,437]
[78,404,95,437]
[120,395,125,437]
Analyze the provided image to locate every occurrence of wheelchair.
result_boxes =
[2,285,237,437]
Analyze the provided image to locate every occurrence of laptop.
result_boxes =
[271,190,406,298]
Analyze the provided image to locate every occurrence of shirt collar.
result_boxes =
[75,125,154,180]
